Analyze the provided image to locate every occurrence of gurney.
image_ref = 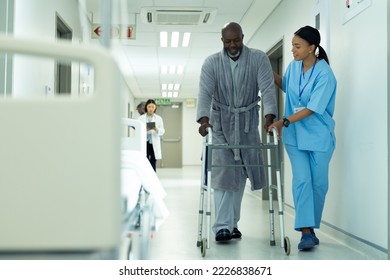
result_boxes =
[0,35,122,258]
[197,128,290,257]
[120,118,169,260]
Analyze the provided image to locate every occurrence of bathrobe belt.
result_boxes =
[212,97,260,160]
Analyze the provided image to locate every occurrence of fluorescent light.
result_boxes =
[160,31,168,47]
[161,65,168,74]
[162,65,184,75]
[171,32,179,47]
[169,65,176,74]
[161,31,190,48]
[161,84,181,97]
[182,32,191,47]
[177,65,184,74]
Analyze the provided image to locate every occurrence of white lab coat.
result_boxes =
[138,113,165,159]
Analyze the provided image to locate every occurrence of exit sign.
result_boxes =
[155,98,171,105]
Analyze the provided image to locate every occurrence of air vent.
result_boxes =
[141,7,216,25]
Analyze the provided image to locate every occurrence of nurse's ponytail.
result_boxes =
[317,45,329,65]
[294,25,330,65]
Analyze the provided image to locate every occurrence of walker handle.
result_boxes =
[205,127,213,145]
[267,128,279,145]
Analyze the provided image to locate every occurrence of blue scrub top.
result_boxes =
[282,59,337,152]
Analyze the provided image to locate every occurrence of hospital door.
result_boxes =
[156,103,183,168]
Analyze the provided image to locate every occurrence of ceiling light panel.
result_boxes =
[160,31,168,47]
[182,32,191,47]
[160,64,184,75]
[171,32,179,48]
[159,32,191,48]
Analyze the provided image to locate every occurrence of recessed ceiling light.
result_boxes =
[182,32,191,47]
[161,65,168,74]
[160,31,168,47]
[171,32,179,48]
[177,65,184,74]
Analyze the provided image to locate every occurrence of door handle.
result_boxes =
[162,137,181,142]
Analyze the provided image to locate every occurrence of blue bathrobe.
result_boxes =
[196,45,278,192]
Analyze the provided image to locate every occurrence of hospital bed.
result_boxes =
[120,118,169,259]
[197,128,290,257]
[0,35,149,259]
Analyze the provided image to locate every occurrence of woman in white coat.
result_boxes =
[138,99,165,171]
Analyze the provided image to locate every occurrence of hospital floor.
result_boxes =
[138,166,387,260]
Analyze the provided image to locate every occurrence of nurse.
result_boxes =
[269,26,337,250]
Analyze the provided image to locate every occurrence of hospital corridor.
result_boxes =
[141,166,387,260]
[0,0,389,268]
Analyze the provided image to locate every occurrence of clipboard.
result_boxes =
[147,122,156,129]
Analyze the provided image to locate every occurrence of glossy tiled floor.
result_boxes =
[136,166,387,260]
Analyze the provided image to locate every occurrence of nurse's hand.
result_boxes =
[268,120,283,140]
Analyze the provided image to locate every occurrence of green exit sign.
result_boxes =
[155,98,171,105]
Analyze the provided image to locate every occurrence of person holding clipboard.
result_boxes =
[138,99,165,171]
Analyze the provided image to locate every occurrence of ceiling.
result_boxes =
[84,0,281,100]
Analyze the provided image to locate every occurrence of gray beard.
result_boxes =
[227,50,240,59]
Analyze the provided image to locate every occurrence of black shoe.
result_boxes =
[232,227,242,239]
[215,229,232,242]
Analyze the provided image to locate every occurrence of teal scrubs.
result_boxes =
[282,59,337,231]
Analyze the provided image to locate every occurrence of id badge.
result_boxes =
[294,106,305,113]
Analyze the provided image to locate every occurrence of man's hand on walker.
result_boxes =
[198,117,213,136]
[264,114,276,136]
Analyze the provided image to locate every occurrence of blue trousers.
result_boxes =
[285,143,335,231]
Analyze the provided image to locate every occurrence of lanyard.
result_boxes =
[298,60,316,103]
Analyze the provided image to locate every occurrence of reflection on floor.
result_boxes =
[143,166,387,260]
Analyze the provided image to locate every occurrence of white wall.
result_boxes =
[12,0,83,97]
[388,0,390,260]
[182,101,203,165]
[249,0,388,250]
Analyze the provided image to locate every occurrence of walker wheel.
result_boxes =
[284,236,291,256]
[201,238,207,257]
[126,238,133,260]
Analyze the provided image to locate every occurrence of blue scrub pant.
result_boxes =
[285,144,335,231]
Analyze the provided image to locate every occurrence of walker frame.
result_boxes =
[196,128,290,257]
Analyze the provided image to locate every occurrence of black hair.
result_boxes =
[144,99,157,113]
[137,102,145,109]
[294,25,329,65]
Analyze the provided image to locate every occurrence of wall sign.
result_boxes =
[342,0,372,25]
[91,24,136,39]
